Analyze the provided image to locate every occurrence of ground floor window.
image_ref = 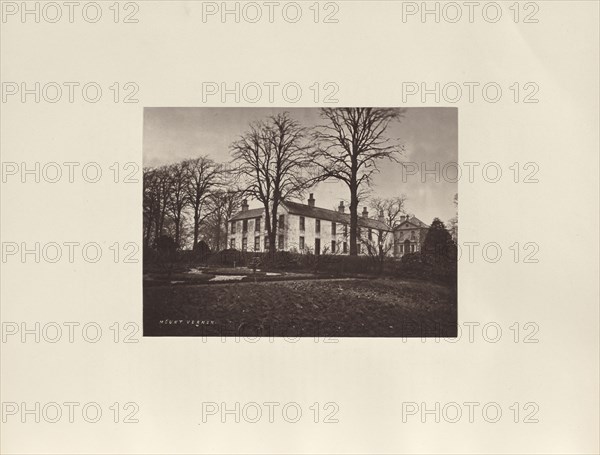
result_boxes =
[278,234,284,250]
[331,240,336,253]
[410,244,415,253]
[230,238,235,249]
[254,236,260,251]
[357,244,362,254]
[299,236,305,250]
[242,238,247,251]
[343,242,347,253]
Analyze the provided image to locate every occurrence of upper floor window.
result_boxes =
[315,219,321,234]
[255,217,261,232]
[411,230,415,240]
[344,224,348,236]
[331,222,336,235]
[299,216,305,231]
[231,221,236,234]
[278,214,285,229]
[368,229,372,241]
[243,219,248,233]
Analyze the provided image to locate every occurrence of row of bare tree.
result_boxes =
[144,108,408,255]
[143,158,242,250]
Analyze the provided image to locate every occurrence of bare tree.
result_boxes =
[448,193,458,242]
[142,165,172,248]
[370,195,407,229]
[312,108,405,255]
[185,156,222,249]
[201,188,242,251]
[359,196,408,270]
[143,167,159,248]
[231,112,314,253]
[166,161,190,248]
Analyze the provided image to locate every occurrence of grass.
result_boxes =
[143,278,457,338]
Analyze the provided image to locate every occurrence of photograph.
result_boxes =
[143,107,458,337]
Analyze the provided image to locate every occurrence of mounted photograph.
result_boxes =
[143,107,458,337]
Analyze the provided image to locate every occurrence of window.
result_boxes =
[368,228,372,241]
[343,242,348,253]
[243,219,248,233]
[400,244,404,254]
[255,217,261,232]
[278,234,284,250]
[231,221,236,234]
[254,236,260,251]
[242,237,247,251]
[299,216,305,231]
[398,231,403,239]
[264,236,269,251]
[357,244,362,254]
[278,214,285,230]
[344,224,348,235]
[299,236,305,250]
[357,227,362,238]
[411,230,415,241]
[331,240,336,253]
[230,238,236,249]
[331,222,336,235]
[410,244,415,253]
[315,238,321,255]
[315,219,321,234]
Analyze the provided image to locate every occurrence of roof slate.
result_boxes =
[229,201,429,232]
[230,208,264,221]
[395,217,429,229]
[229,201,391,231]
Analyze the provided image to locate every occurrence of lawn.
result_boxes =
[143,278,457,338]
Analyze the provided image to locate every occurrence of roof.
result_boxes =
[394,217,429,230]
[283,201,390,231]
[230,208,264,221]
[229,201,391,231]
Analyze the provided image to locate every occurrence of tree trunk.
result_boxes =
[192,210,200,249]
[174,217,181,248]
[349,191,359,256]
[270,201,280,253]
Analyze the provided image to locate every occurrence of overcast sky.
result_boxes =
[143,107,458,224]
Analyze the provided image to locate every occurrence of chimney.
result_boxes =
[378,209,385,222]
[308,193,315,207]
[362,207,369,218]
[338,201,345,213]
[241,199,249,212]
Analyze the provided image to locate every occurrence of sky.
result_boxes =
[143,107,458,224]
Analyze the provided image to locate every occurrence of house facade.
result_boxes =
[392,215,429,257]
[228,194,429,258]
[228,194,395,256]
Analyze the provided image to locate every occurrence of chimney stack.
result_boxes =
[308,193,315,207]
[362,207,369,218]
[338,201,345,213]
[378,209,385,222]
[241,199,249,211]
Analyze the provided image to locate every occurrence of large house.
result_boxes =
[228,194,429,258]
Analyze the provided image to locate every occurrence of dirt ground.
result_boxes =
[143,278,457,338]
